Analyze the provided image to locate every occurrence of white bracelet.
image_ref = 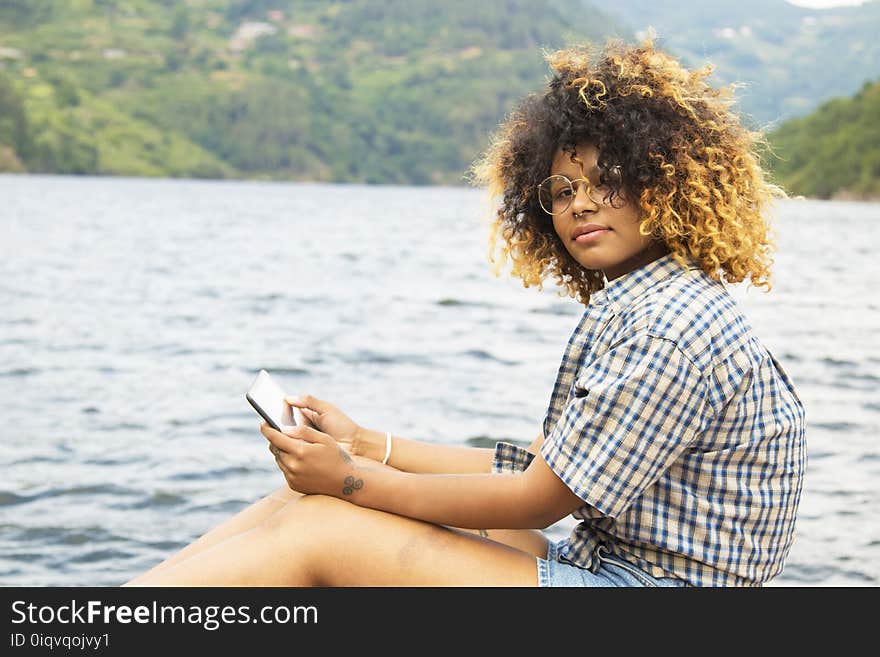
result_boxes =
[382,431,393,465]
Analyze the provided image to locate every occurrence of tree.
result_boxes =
[0,72,31,163]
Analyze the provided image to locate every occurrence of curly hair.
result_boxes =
[471,40,785,305]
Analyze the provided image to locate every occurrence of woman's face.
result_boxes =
[548,143,667,281]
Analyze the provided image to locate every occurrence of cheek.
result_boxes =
[617,209,648,241]
[629,219,651,244]
[551,216,567,242]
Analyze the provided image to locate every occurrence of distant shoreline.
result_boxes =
[2,171,879,202]
[0,170,470,189]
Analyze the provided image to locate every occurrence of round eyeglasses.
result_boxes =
[537,167,622,215]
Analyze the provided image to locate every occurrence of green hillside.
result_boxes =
[767,79,880,200]
[609,0,880,126]
[0,0,624,184]
[0,0,878,195]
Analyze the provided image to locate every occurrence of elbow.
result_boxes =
[534,509,567,531]
[516,504,565,531]
[512,513,545,531]
[512,477,577,530]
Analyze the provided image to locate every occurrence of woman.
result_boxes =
[124,40,805,588]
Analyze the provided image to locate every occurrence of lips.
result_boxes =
[572,224,610,241]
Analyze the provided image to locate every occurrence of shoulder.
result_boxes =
[613,269,755,373]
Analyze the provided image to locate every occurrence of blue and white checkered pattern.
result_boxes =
[493,254,807,587]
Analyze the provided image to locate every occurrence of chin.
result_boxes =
[568,252,610,272]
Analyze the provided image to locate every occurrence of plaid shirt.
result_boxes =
[493,254,806,587]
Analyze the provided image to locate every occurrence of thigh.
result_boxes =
[265,495,542,586]
[448,527,549,559]
[133,495,542,586]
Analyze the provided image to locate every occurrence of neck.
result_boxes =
[603,243,671,281]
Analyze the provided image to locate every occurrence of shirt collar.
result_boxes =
[590,253,701,311]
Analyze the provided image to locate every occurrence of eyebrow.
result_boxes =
[554,164,601,177]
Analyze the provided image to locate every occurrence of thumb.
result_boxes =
[286,394,331,413]
[292,425,334,446]
[299,407,320,427]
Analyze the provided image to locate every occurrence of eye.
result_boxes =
[554,187,572,199]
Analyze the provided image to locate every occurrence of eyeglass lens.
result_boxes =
[537,169,620,215]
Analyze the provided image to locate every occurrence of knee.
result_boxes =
[296,493,349,511]
[294,494,354,523]
[259,494,347,534]
[267,484,303,504]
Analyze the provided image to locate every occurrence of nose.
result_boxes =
[570,182,598,215]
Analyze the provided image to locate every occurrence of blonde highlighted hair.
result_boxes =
[471,40,785,304]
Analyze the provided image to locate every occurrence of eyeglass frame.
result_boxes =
[536,166,624,215]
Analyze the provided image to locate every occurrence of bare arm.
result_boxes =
[291,393,543,475]
[525,430,544,456]
[354,428,544,475]
[352,458,581,529]
[265,423,581,530]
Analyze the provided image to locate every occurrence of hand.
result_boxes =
[285,394,362,454]
[261,422,364,498]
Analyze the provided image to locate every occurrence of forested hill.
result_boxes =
[0,0,878,192]
[609,0,880,125]
[768,78,880,200]
[0,0,624,184]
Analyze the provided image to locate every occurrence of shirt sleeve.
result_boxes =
[491,441,535,474]
[540,332,708,518]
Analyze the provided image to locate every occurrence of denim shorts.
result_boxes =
[537,541,688,587]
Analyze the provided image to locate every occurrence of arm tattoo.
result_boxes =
[479,529,489,538]
[342,475,364,496]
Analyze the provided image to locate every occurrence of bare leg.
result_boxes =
[125,495,542,586]
[134,455,390,580]
[126,483,304,584]
[127,462,547,585]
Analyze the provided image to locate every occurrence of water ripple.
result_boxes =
[811,421,863,432]
[0,484,140,506]
[460,349,518,365]
[465,435,529,449]
[125,491,188,510]
[0,368,38,377]
[3,525,121,546]
[167,466,257,481]
[436,298,495,308]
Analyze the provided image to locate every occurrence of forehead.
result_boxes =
[550,142,600,174]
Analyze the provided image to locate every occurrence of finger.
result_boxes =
[279,423,321,441]
[260,422,277,443]
[270,445,296,477]
[285,425,334,446]
[263,423,306,453]
[260,421,287,441]
[275,455,294,485]
[268,442,289,466]
[296,408,319,429]
[300,408,319,421]
[285,394,331,413]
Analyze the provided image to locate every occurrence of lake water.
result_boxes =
[1,175,878,586]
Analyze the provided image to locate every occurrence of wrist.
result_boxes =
[352,427,381,461]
